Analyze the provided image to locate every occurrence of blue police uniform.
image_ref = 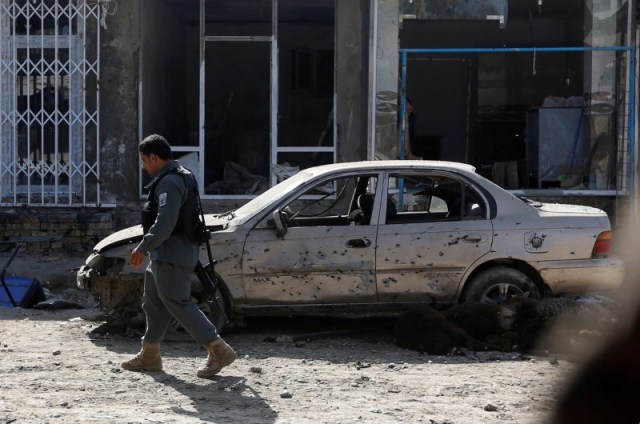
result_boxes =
[135,160,218,345]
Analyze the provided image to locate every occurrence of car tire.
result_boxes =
[462,267,540,304]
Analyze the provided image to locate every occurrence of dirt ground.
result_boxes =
[0,248,602,423]
[0,306,576,424]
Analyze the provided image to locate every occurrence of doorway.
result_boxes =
[405,56,474,163]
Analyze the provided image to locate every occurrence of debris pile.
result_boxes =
[393,296,618,357]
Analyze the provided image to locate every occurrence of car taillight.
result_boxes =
[592,231,613,257]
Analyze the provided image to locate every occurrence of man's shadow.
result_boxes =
[87,327,277,423]
[147,370,277,423]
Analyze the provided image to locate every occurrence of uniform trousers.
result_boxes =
[142,260,218,345]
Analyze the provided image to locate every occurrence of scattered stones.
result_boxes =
[0,302,573,423]
[280,389,293,399]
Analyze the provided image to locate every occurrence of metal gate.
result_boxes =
[0,0,102,206]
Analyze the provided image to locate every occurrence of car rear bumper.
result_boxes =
[537,257,625,295]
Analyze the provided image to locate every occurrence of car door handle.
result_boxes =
[346,238,371,248]
[462,234,482,243]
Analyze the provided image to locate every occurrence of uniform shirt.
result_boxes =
[135,160,199,269]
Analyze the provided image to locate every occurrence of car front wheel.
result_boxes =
[462,267,540,304]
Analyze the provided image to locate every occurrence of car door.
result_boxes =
[242,173,380,304]
[376,171,493,302]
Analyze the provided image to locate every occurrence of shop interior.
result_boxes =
[399,0,625,190]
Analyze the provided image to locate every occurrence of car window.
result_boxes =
[270,174,379,227]
[385,173,486,224]
[233,170,314,224]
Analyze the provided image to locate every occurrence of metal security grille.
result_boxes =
[0,0,101,206]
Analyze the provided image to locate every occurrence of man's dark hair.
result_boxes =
[139,134,173,160]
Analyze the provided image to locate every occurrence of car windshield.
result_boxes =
[231,171,315,224]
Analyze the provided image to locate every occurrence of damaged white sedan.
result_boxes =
[77,160,624,329]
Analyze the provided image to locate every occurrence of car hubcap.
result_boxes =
[480,282,524,304]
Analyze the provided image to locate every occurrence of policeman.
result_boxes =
[121,134,236,378]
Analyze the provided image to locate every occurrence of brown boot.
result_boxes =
[121,342,162,371]
[197,337,236,378]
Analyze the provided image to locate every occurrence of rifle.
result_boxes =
[192,191,229,328]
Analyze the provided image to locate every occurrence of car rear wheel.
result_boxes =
[463,267,540,304]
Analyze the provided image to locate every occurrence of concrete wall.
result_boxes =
[336,0,370,162]
[99,0,141,228]
[373,0,400,160]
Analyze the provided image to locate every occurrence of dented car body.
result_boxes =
[77,161,624,326]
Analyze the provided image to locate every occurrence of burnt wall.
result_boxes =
[99,0,142,226]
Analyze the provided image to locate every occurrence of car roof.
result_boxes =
[302,160,477,176]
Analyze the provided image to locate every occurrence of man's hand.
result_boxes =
[130,248,147,268]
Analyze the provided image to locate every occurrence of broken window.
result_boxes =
[280,174,378,227]
[386,172,486,223]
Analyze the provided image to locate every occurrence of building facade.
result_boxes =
[0,0,637,247]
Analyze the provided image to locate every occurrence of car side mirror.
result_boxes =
[272,209,288,238]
